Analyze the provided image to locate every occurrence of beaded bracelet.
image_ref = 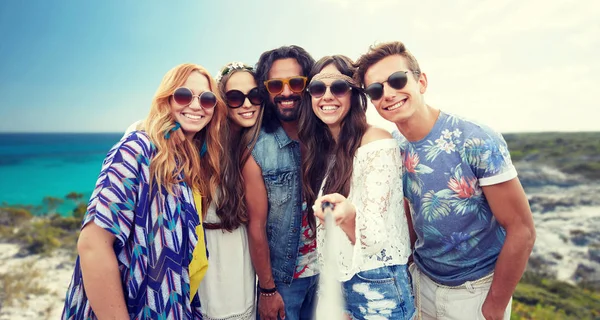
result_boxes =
[259,286,277,294]
[260,291,277,297]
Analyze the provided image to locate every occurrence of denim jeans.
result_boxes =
[272,275,319,320]
[342,265,415,320]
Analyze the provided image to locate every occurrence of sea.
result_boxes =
[0,133,124,215]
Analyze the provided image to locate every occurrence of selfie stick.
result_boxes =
[315,201,345,320]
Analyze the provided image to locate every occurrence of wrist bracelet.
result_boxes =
[258,285,277,294]
[260,291,277,297]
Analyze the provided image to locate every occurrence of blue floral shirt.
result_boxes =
[394,111,517,286]
[61,131,204,319]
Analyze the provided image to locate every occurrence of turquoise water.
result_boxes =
[0,133,123,215]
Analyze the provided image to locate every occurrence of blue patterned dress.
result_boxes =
[61,131,204,319]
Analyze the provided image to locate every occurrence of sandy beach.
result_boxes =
[0,243,73,320]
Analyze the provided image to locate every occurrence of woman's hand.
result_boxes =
[313,193,357,244]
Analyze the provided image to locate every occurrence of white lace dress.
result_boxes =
[198,202,257,320]
[316,138,411,281]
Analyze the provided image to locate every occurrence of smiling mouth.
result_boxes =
[384,98,408,111]
[279,100,296,107]
[183,113,204,120]
[238,111,256,119]
[320,105,339,113]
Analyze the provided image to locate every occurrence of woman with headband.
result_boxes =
[197,62,264,320]
[298,55,415,319]
[62,63,227,319]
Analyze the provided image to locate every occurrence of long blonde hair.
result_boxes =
[140,63,227,217]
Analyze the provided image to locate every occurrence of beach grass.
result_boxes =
[0,261,48,309]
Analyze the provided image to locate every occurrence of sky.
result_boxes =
[0,0,598,133]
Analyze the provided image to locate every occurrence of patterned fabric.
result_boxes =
[316,139,411,282]
[293,202,318,279]
[393,111,517,286]
[61,131,204,319]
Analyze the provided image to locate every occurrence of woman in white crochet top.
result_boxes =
[298,55,415,319]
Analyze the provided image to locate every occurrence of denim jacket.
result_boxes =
[251,125,302,284]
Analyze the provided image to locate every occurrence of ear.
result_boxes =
[419,72,428,94]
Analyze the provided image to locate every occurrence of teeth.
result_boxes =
[321,105,338,111]
[184,113,203,120]
[239,111,255,118]
[280,100,294,106]
[386,100,405,111]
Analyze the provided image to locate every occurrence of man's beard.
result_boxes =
[273,94,302,122]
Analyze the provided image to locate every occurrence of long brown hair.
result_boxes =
[215,66,264,231]
[298,55,368,232]
[140,63,227,217]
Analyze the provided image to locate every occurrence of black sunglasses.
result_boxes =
[225,87,262,108]
[307,80,352,98]
[365,70,420,101]
[172,87,217,109]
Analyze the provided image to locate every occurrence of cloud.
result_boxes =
[2,0,598,132]
[313,0,599,132]
[569,24,600,48]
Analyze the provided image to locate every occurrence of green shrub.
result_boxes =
[48,214,81,231]
[514,271,600,319]
[504,132,600,181]
[72,203,87,220]
[7,215,80,256]
[42,196,64,215]
[0,207,33,226]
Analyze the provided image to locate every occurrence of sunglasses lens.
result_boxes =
[307,81,327,98]
[330,80,350,97]
[200,92,217,109]
[173,87,193,105]
[225,90,245,108]
[365,83,384,100]
[388,71,408,90]
[288,77,307,93]
[248,88,263,105]
[266,80,283,94]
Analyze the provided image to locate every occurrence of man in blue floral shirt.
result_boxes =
[355,41,536,320]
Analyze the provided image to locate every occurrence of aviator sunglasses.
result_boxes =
[307,80,352,98]
[172,87,217,109]
[264,76,308,95]
[365,70,420,101]
[225,88,263,108]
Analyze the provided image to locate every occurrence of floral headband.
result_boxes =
[215,61,254,82]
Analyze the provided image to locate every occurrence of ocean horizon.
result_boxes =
[0,132,124,215]
[2,130,599,216]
